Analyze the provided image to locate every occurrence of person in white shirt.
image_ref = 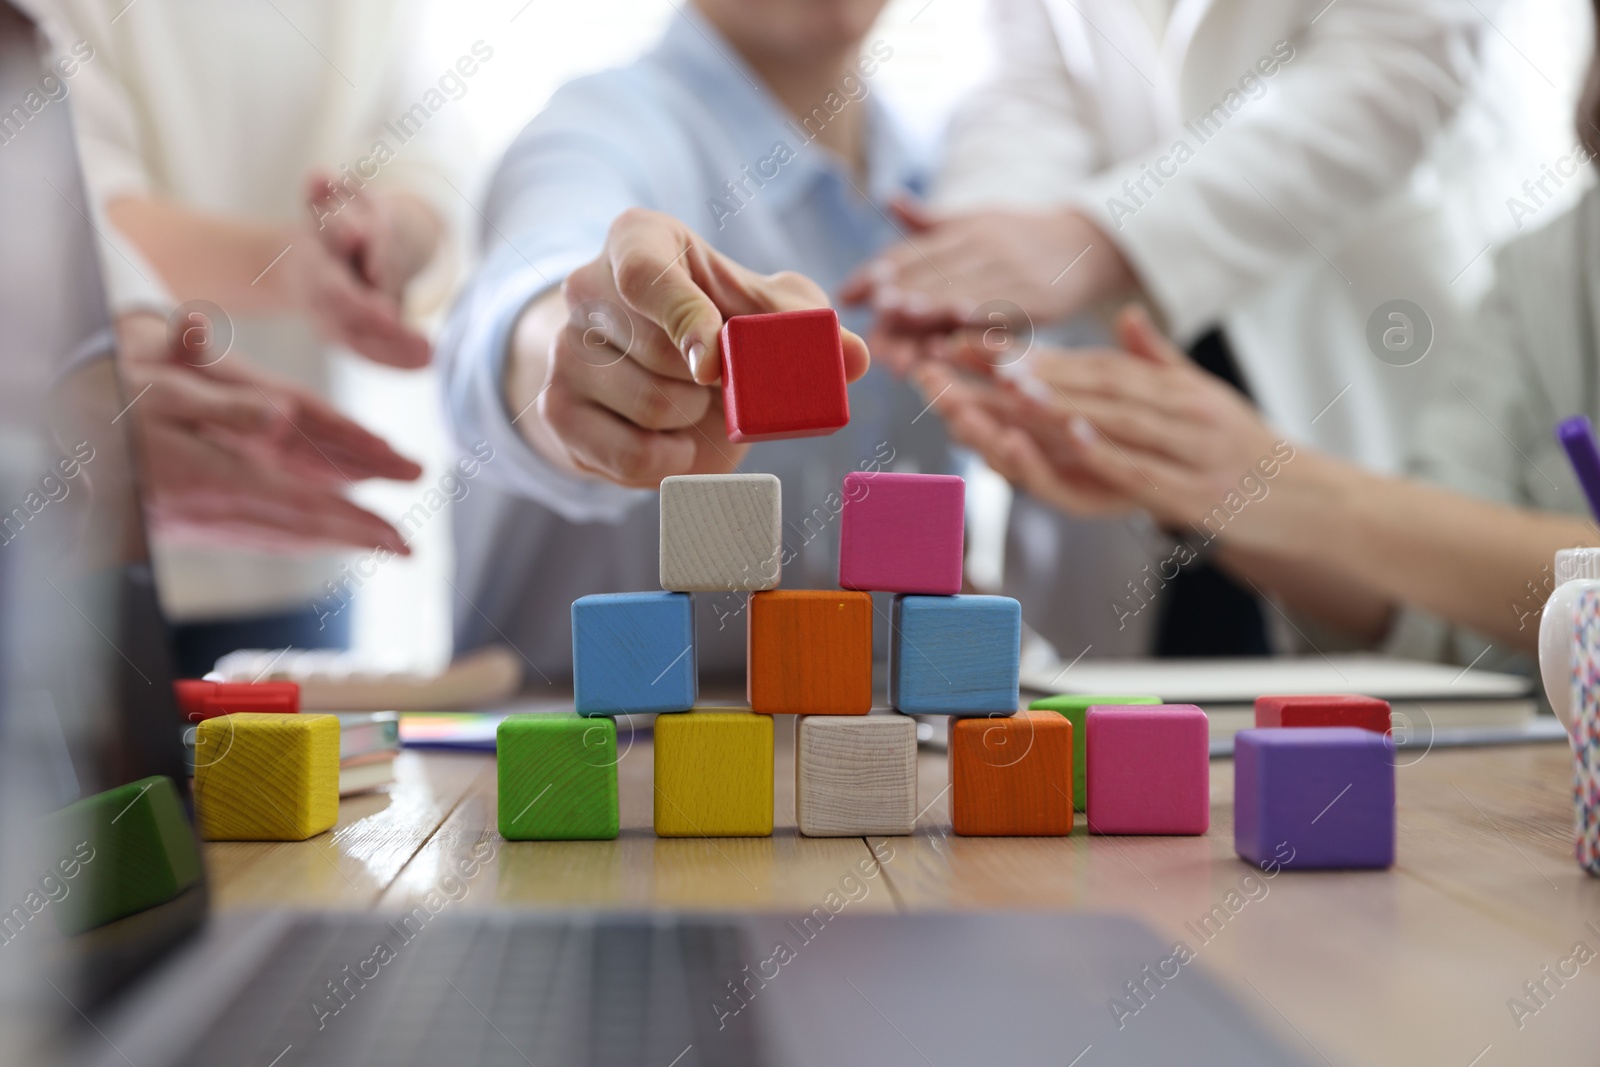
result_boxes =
[908,1,1600,666]
[51,0,468,673]
[911,283,1594,666]
[842,0,1581,657]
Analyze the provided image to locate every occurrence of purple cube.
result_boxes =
[1234,727,1395,870]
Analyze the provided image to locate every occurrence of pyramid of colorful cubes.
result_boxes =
[491,476,1395,860]
[490,311,1392,853]
[490,459,1397,857]
[496,459,1023,840]
[493,458,1220,842]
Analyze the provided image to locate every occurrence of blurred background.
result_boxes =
[340,0,1590,671]
[341,0,989,670]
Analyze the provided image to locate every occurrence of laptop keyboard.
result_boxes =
[175,915,767,1066]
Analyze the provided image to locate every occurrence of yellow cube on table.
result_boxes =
[654,710,773,837]
[194,713,339,840]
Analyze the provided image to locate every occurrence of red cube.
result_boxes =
[719,309,850,442]
[173,679,299,723]
[1254,694,1391,735]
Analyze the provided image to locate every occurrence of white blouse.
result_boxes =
[44,0,470,621]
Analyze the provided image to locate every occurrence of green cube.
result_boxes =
[497,714,620,840]
[47,775,203,935]
[1028,694,1161,810]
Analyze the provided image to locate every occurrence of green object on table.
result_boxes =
[497,714,620,840]
[48,775,202,935]
[1027,694,1162,811]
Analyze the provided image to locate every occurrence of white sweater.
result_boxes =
[45,0,469,620]
[936,0,1590,475]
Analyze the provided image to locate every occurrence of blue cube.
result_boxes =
[1234,727,1395,870]
[888,594,1020,715]
[572,592,696,716]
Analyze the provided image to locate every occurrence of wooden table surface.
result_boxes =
[205,718,1600,1067]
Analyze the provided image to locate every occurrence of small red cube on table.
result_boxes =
[719,308,850,442]
[1254,694,1391,735]
[173,679,299,723]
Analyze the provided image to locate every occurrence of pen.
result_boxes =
[1556,415,1600,521]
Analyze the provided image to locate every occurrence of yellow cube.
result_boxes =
[194,713,339,840]
[654,711,773,837]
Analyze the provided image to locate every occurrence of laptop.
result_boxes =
[0,7,1310,1063]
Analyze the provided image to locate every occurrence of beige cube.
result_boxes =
[658,473,782,592]
[796,714,918,837]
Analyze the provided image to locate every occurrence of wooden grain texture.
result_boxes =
[658,473,782,592]
[888,594,1021,714]
[204,750,484,910]
[837,472,965,594]
[870,744,1600,1067]
[1256,694,1392,733]
[654,710,774,837]
[796,714,918,836]
[193,713,338,841]
[719,309,850,442]
[497,714,619,840]
[748,590,872,715]
[388,715,897,912]
[571,591,696,715]
[1029,693,1160,810]
[203,692,1600,1067]
[950,710,1073,836]
[1380,744,1600,948]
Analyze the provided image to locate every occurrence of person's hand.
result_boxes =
[305,171,441,303]
[116,311,422,553]
[912,306,1288,540]
[515,207,871,488]
[282,171,440,369]
[840,201,1136,374]
[911,349,1142,518]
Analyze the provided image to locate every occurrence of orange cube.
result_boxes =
[950,710,1074,836]
[747,591,872,715]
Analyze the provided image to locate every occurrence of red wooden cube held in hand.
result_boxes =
[1254,694,1391,735]
[719,309,850,442]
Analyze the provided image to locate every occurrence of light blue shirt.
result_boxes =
[438,10,956,677]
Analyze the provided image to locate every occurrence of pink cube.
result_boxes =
[838,472,964,595]
[1085,704,1210,835]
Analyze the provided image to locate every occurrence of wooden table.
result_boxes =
[206,720,1600,1067]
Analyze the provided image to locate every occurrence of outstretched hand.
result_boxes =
[118,310,422,553]
[841,199,1136,376]
[517,207,871,487]
[912,305,1290,542]
[286,171,440,369]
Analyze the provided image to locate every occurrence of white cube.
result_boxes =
[659,473,782,592]
[797,714,919,837]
